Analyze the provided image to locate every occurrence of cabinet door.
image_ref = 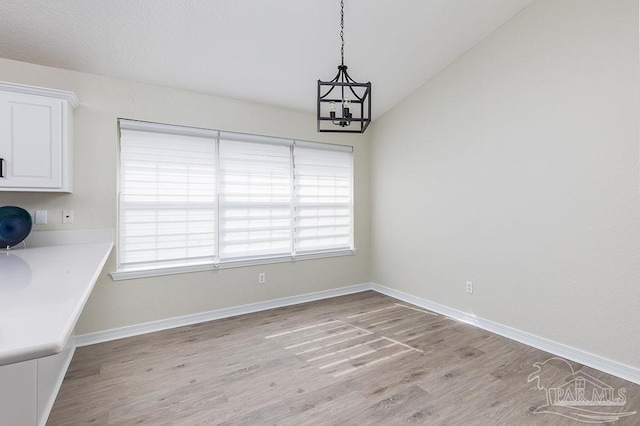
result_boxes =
[0,91,63,189]
[0,360,38,426]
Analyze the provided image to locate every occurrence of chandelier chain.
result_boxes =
[340,0,344,65]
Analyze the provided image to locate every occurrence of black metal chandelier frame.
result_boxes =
[317,0,371,133]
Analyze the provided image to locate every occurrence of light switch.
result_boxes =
[35,210,48,225]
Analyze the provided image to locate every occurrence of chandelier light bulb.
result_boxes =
[343,99,351,119]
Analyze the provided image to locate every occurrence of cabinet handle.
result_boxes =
[0,158,3,178]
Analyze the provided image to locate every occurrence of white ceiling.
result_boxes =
[0,0,535,120]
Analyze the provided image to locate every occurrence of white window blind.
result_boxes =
[116,119,354,278]
[294,145,353,253]
[119,123,217,271]
[218,138,293,260]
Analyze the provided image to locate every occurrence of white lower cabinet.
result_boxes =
[37,342,74,424]
[0,339,74,426]
[0,360,37,426]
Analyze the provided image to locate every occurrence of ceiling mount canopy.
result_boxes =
[317,0,371,133]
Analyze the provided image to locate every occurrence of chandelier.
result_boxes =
[317,0,371,133]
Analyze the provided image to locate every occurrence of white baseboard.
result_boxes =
[74,283,373,347]
[371,283,640,386]
[74,282,640,385]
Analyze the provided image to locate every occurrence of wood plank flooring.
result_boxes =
[47,291,639,425]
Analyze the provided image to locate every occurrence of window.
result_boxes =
[218,134,293,260]
[293,142,353,254]
[118,122,217,272]
[114,120,354,279]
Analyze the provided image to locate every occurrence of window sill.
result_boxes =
[110,248,358,281]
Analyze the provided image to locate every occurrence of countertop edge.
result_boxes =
[0,241,114,366]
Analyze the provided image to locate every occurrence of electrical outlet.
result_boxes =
[466,281,473,294]
[258,272,266,284]
[62,210,74,224]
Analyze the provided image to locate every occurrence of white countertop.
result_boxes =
[0,239,113,366]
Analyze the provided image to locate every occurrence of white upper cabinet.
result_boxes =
[0,82,78,192]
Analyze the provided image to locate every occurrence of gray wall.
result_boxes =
[370,0,640,368]
[1,0,637,370]
[0,58,371,334]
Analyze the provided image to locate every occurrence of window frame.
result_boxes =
[112,119,356,281]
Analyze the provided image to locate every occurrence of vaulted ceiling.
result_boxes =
[0,0,535,119]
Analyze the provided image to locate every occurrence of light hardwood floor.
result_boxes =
[48,291,639,425]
